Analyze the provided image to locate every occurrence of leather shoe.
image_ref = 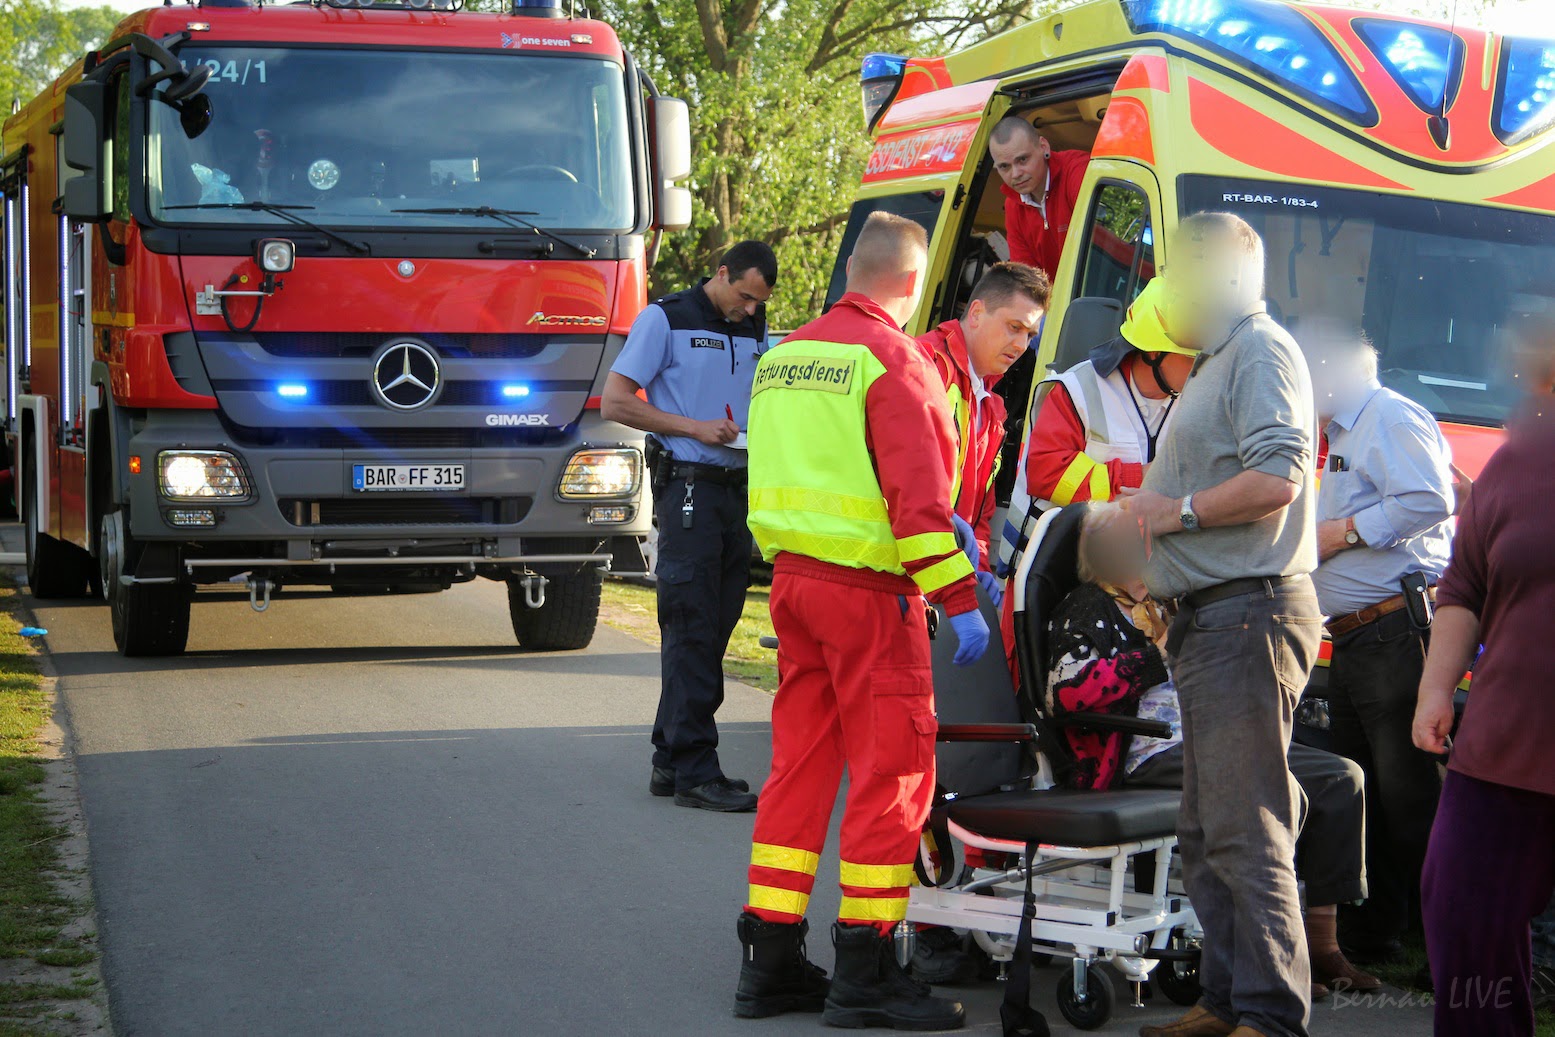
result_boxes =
[1312,949,1381,993]
[1311,980,1330,1003]
[650,766,749,797]
[1229,1028,1269,1037]
[1139,1004,1234,1037]
[675,778,757,812]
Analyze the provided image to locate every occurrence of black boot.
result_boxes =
[908,925,978,986]
[823,922,965,1031]
[734,912,830,1018]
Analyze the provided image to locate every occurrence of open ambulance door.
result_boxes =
[825,80,1005,333]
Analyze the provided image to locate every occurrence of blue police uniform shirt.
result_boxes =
[1312,380,1454,617]
[610,279,767,468]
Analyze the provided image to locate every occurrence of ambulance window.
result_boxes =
[825,191,943,308]
[1077,182,1154,304]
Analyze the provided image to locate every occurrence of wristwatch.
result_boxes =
[1344,516,1361,546]
[1179,494,1200,532]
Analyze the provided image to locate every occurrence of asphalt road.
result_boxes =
[14,538,1432,1036]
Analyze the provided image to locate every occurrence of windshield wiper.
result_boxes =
[391,206,598,259]
[161,201,371,255]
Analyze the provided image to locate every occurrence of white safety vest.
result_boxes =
[996,361,1170,576]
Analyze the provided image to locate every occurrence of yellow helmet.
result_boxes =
[1120,278,1197,357]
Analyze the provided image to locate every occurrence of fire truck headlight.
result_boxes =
[158,451,252,501]
[257,238,295,274]
[558,449,641,499]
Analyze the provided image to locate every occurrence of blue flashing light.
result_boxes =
[1354,20,1464,116]
[276,383,309,399]
[1123,0,1377,125]
[1495,37,1555,145]
[501,384,532,399]
[860,52,907,132]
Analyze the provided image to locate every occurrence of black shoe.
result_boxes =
[823,922,965,1030]
[651,765,750,797]
[734,913,830,1018]
[675,778,758,813]
[908,926,978,986]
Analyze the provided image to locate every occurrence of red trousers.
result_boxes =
[745,557,937,934]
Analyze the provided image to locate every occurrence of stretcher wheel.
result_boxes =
[1056,963,1114,1030]
[1154,955,1201,1006]
[1154,929,1202,1007]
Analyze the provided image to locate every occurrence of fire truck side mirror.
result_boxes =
[651,96,692,232]
[62,81,110,223]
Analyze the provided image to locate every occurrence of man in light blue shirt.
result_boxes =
[1309,328,1453,966]
[602,240,776,813]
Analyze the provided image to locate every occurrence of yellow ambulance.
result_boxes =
[834,0,1553,711]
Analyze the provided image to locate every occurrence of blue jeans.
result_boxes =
[1170,576,1323,1037]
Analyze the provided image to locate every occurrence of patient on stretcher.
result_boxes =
[1046,502,1382,996]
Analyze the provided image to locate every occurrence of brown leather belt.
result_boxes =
[1325,586,1436,637]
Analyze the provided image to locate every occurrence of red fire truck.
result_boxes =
[0,0,692,656]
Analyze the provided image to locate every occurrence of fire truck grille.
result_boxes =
[278,497,533,527]
[250,332,561,359]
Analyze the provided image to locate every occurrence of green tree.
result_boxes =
[599,0,1037,322]
[0,0,123,110]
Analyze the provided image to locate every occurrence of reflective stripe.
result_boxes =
[748,884,811,917]
[748,486,890,524]
[1088,464,1111,501]
[752,525,903,573]
[838,895,910,923]
[751,843,821,876]
[896,531,959,564]
[911,552,973,596]
[1073,365,1110,445]
[839,861,916,889]
[1051,454,1095,506]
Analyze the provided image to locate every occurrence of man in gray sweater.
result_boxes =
[1121,213,1321,1037]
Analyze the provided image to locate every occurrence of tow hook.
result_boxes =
[520,574,548,610]
[247,577,274,613]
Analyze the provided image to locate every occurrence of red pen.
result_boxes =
[725,404,735,422]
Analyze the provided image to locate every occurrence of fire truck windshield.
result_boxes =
[1181,175,1555,429]
[148,47,635,233]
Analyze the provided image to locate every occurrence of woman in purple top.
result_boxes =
[1414,318,1555,1037]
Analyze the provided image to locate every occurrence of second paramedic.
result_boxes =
[986,116,1091,282]
[918,261,1051,589]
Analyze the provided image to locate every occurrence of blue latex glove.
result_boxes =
[949,608,990,667]
[975,570,1004,608]
[951,514,981,570]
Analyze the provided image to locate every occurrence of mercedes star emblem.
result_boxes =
[371,341,442,411]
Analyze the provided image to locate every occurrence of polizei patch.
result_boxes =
[690,336,726,350]
[752,356,856,395]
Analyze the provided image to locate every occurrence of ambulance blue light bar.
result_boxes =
[1494,37,1555,145]
[501,384,532,399]
[276,383,309,399]
[1355,19,1464,115]
[860,53,908,133]
[1122,0,1377,125]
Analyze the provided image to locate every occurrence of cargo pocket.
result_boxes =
[870,671,937,777]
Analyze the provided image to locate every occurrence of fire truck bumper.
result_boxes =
[120,411,652,581]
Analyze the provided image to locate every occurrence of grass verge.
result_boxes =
[1369,932,1555,1036]
[600,579,778,692]
[0,584,98,1035]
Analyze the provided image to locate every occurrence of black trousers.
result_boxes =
[649,476,752,790]
[1327,607,1440,948]
[1129,740,1367,907]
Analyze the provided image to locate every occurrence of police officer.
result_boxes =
[602,240,778,812]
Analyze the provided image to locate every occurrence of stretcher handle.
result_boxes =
[1056,713,1173,740]
[935,723,1038,743]
[758,636,780,650]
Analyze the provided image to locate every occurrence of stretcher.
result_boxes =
[914,504,1202,1032]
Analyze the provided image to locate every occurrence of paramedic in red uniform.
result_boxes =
[731,212,989,1031]
[987,116,1091,281]
[919,261,1051,598]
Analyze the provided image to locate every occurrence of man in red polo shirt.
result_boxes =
[987,117,1091,282]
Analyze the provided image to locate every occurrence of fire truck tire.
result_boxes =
[100,510,191,657]
[23,466,90,599]
[507,571,601,651]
